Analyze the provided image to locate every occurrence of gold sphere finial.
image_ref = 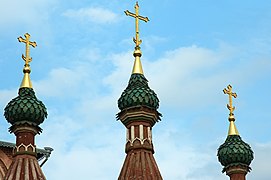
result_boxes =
[133,46,142,57]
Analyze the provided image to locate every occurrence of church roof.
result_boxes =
[118,73,159,111]
[4,87,47,130]
[118,149,162,179]
[4,155,46,180]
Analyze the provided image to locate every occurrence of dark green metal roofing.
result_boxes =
[118,73,159,110]
[217,135,254,171]
[4,87,47,126]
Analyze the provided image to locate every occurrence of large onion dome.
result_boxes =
[217,135,254,172]
[118,73,159,111]
[4,87,47,127]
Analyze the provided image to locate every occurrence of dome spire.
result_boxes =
[18,33,37,88]
[125,1,149,75]
[218,85,254,179]
[118,2,162,179]
[3,33,48,180]
[223,84,239,136]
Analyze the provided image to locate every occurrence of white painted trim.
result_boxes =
[131,126,135,141]
[139,125,144,140]
[147,127,152,142]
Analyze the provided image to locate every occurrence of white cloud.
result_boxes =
[38,111,124,180]
[63,7,118,24]
[249,142,271,180]
[0,89,17,107]
[103,51,132,92]
[154,126,220,179]
[0,89,17,141]
[104,44,271,110]
[33,66,89,98]
[0,0,55,29]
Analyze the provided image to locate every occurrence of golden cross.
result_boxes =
[18,33,37,66]
[223,84,237,115]
[125,1,149,47]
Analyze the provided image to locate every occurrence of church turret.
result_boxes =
[217,85,254,180]
[117,2,163,179]
[3,33,48,180]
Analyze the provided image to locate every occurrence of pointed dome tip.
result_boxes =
[132,48,144,75]
[228,118,239,136]
[132,57,144,75]
[20,67,33,88]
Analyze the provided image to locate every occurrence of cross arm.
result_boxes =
[29,41,37,48]
[138,16,149,22]
[232,93,237,98]
[223,85,231,94]
[124,10,149,22]
[18,36,26,43]
[124,10,136,18]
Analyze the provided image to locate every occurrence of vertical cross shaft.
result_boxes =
[125,2,149,47]
[18,33,37,66]
[223,84,237,115]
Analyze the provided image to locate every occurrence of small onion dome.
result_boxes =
[118,73,159,111]
[217,135,254,172]
[4,87,47,126]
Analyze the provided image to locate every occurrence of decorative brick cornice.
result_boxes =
[117,106,161,127]
[14,143,36,156]
[226,164,249,176]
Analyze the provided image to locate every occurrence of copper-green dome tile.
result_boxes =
[4,87,47,126]
[118,74,159,110]
[217,135,253,168]
[23,106,28,113]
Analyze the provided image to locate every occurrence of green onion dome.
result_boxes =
[4,87,47,126]
[118,73,159,111]
[217,135,254,171]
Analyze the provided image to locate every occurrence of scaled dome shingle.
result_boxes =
[217,135,254,170]
[4,87,47,126]
[118,73,159,110]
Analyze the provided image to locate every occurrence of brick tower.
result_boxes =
[3,33,48,179]
[117,2,163,179]
[217,85,254,180]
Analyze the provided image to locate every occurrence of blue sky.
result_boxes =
[0,0,271,179]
